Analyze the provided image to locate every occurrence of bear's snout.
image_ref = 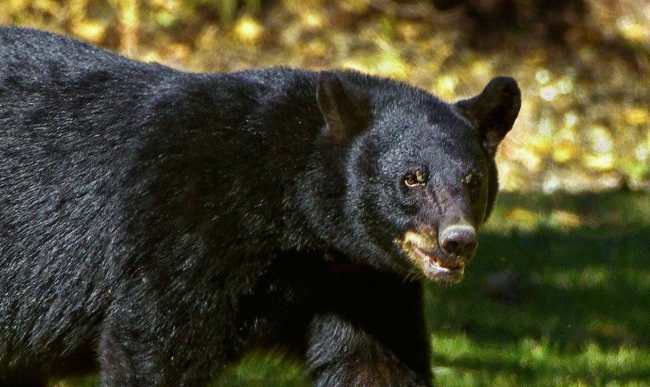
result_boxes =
[439,225,477,259]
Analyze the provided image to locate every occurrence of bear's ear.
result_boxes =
[455,77,521,156]
[316,72,370,143]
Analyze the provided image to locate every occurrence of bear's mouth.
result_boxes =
[410,246,465,285]
[399,231,466,285]
[412,246,465,271]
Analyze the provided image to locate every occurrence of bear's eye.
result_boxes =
[463,171,482,196]
[403,169,428,188]
[463,172,480,187]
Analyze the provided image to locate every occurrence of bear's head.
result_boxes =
[313,72,521,285]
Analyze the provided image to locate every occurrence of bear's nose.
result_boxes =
[440,225,477,258]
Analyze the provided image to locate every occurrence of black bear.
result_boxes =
[0,27,521,387]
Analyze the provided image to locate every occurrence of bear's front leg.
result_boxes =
[97,283,230,387]
[306,270,432,387]
[98,307,218,387]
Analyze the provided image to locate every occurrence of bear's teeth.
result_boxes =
[431,261,452,272]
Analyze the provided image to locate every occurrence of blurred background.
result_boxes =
[3,0,649,386]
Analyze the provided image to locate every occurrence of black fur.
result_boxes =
[0,27,520,386]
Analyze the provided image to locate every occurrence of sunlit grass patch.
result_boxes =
[431,333,650,387]
[216,352,308,387]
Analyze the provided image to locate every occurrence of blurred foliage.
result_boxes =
[2,0,649,192]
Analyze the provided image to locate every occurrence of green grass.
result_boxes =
[57,191,650,387]
[426,191,650,386]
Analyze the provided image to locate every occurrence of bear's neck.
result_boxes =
[140,69,363,256]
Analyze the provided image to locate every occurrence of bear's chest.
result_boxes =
[226,251,331,352]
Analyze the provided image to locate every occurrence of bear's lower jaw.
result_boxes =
[410,245,465,285]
